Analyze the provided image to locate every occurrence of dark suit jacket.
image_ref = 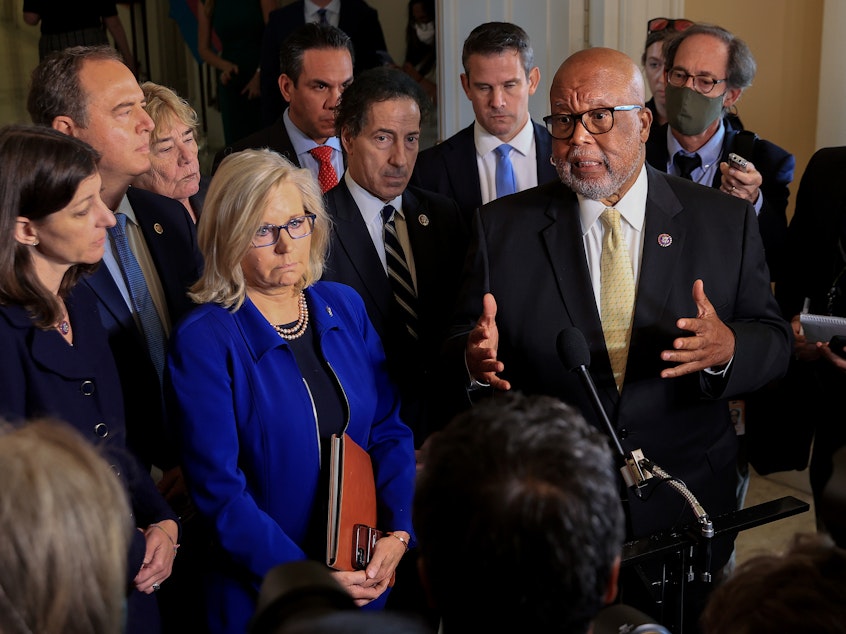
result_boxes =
[323,180,469,443]
[744,147,846,482]
[260,0,388,125]
[82,187,203,470]
[0,283,177,633]
[212,116,298,174]
[410,120,558,222]
[646,122,795,281]
[452,166,791,563]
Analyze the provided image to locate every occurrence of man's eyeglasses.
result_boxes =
[251,214,317,248]
[543,106,642,140]
[666,68,726,95]
[647,17,694,35]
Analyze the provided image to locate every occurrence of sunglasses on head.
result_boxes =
[647,17,694,35]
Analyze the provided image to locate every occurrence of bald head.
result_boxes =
[552,47,645,110]
[548,47,651,204]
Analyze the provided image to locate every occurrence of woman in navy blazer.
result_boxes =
[166,149,416,634]
[0,125,180,634]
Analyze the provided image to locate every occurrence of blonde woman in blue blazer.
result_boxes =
[166,149,416,634]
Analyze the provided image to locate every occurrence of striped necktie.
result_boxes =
[599,208,635,391]
[382,205,419,340]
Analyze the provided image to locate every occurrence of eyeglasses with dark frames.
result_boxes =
[647,17,694,35]
[251,214,317,248]
[543,106,643,140]
[666,68,727,95]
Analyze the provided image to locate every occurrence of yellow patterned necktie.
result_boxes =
[600,208,635,391]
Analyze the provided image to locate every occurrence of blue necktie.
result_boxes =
[382,205,419,340]
[494,143,517,198]
[317,8,328,24]
[109,213,167,383]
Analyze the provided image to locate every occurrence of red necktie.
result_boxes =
[309,145,339,193]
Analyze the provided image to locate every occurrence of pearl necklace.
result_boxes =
[273,292,309,340]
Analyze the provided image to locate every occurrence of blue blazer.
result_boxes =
[166,281,416,634]
[451,166,792,567]
[411,120,558,222]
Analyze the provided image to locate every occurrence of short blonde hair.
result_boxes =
[191,149,331,309]
[0,419,131,634]
[141,81,199,144]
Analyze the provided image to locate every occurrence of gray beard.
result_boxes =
[552,154,639,201]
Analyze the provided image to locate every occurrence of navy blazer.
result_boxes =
[646,122,795,282]
[82,187,203,470]
[212,116,298,175]
[166,282,415,634]
[452,166,792,565]
[323,181,469,443]
[410,120,558,222]
[259,0,388,125]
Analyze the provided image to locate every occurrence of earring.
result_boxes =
[31,240,39,246]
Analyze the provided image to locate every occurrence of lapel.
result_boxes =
[403,188,432,300]
[636,167,687,331]
[28,292,98,379]
[328,182,392,319]
[82,265,133,328]
[532,120,558,184]
[444,125,483,212]
[537,185,615,392]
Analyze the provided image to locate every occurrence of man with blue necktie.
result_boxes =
[412,21,557,221]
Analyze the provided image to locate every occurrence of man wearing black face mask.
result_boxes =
[645,23,794,283]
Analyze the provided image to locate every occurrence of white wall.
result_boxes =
[817,0,846,148]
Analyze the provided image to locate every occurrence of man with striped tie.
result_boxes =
[323,66,469,449]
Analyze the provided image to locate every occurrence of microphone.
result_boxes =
[555,328,649,491]
[556,327,714,580]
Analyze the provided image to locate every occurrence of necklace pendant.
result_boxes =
[58,320,70,335]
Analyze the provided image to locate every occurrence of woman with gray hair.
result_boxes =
[165,149,416,634]
[0,419,132,634]
[133,81,206,223]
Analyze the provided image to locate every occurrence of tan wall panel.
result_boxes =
[684,0,823,221]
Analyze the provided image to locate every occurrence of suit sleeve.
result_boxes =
[713,201,793,397]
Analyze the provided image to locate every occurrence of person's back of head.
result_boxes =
[414,392,624,633]
[701,532,846,633]
[0,419,132,634]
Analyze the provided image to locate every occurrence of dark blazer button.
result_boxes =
[80,380,95,396]
[619,427,629,439]
[94,422,109,438]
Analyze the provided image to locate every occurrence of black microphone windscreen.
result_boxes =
[556,328,591,371]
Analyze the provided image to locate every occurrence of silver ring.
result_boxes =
[730,185,736,192]
[151,582,161,591]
